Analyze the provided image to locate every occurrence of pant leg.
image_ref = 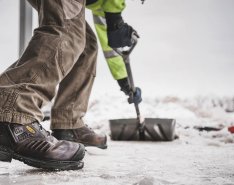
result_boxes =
[0,0,86,124]
[92,11,127,80]
[51,22,98,129]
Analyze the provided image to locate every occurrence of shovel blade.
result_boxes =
[109,118,176,141]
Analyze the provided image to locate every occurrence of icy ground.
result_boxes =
[0,95,234,185]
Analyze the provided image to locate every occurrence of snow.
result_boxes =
[1,142,233,185]
[1,0,234,184]
[1,95,234,185]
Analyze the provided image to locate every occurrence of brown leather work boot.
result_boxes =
[0,122,85,170]
[52,125,107,149]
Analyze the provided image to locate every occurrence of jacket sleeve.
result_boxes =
[86,0,126,13]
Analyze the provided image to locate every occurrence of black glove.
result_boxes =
[105,12,138,48]
[117,78,142,104]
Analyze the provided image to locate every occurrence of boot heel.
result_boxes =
[0,150,12,162]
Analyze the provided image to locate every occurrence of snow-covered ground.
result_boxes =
[0,0,234,185]
[0,141,233,185]
[0,95,234,185]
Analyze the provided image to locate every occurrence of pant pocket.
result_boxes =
[5,32,61,84]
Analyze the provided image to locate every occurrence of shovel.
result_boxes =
[109,35,176,141]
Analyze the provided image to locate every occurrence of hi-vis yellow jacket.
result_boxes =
[86,0,127,80]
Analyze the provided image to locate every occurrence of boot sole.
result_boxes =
[0,145,84,171]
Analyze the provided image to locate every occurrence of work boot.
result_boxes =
[52,125,107,149]
[0,122,85,170]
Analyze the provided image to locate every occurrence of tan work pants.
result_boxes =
[0,0,97,129]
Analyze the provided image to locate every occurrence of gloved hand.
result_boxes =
[105,12,139,48]
[128,87,142,104]
[117,78,142,104]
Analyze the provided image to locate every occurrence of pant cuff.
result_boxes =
[0,112,37,124]
[50,109,85,129]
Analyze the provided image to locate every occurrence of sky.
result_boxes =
[0,0,234,97]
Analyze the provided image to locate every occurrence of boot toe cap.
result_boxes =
[71,143,85,161]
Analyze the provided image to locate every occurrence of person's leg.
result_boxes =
[51,22,107,149]
[0,0,86,124]
[51,22,97,130]
[0,0,86,170]
[92,10,127,80]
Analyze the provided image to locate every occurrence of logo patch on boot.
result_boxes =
[13,126,32,143]
[26,126,36,134]
[14,127,24,135]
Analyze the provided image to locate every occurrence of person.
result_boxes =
[0,0,141,170]
[86,1,142,101]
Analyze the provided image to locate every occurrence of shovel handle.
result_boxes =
[113,34,138,58]
[113,36,145,128]
[113,34,138,93]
